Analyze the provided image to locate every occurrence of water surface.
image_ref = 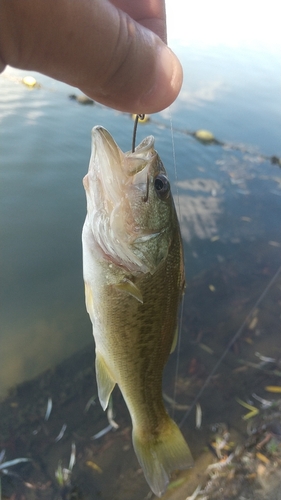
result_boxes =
[0,42,281,498]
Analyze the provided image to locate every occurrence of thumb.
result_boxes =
[81,10,183,114]
[0,0,183,113]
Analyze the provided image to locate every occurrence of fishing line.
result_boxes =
[179,262,281,428]
[169,112,182,221]
[169,110,184,420]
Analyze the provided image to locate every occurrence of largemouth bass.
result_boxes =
[82,126,193,496]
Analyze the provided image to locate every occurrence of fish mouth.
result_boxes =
[90,125,156,175]
[84,126,157,210]
[83,126,166,274]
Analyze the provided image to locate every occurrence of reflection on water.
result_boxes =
[0,42,281,498]
[176,178,222,241]
[179,193,222,241]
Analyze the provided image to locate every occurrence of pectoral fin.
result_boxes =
[95,352,116,410]
[114,279,143,304]
[84,282,97,325]
[170,327,178,354]
[85,282,94,314]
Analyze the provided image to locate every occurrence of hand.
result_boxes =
[0,0,183,113]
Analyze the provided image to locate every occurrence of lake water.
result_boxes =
[0,42,281,498]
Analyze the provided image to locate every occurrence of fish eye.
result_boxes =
[154,174,170,200]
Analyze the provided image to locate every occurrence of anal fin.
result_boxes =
[95,352,116,410]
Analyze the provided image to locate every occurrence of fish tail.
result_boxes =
[132,416,193,497]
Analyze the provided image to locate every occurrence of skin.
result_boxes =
[0,0,183,113]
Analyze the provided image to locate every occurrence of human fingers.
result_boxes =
[0,0,182,113]
[79,0,182,114]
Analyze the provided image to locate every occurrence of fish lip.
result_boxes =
[87,126,125,209]
[88,126,158,207]
[90,126,123,175]
[91,125,155,158]
[127,135,156,158]
[91,126,156,177]
[126,136,157,177]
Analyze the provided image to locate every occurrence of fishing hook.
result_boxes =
[132,114,145,153]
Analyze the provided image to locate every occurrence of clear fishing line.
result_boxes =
[169,109,184,420]
[179,262,281,428]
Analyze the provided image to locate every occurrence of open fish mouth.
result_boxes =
[83,126,174,275]
[83,126,158,217]
[88,126,156,201]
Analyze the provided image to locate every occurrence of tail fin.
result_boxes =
[132,417,193,497]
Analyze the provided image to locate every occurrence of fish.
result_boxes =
[82,126,193,497]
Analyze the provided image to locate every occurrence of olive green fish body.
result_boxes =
[82,127,193,496]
